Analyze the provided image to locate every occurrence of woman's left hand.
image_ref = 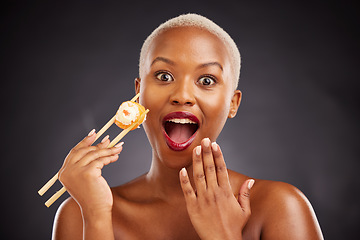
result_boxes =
[179,138,254,240]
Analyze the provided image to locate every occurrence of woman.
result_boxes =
[53,14,323,239]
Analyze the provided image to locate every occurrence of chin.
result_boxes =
[156,142,196,170]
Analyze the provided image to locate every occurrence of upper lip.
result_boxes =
[162,111,200,151]
[162,111,200,126]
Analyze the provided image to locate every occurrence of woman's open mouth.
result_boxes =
[162,111,199,151]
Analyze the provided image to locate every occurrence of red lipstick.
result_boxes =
[162,111,200,151]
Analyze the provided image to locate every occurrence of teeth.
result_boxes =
[167,118,197,124]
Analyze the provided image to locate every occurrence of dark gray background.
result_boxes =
[2,0,359,239]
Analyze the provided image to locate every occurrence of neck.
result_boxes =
[146,151,194,202]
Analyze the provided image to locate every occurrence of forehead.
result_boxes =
[144,27,231,72]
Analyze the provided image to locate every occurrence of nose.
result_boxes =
[169,79,195,106]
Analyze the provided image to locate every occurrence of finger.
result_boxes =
[88,153,120,171]
[60,129,97,170]
[238,179,255,213]
[73,129,97,150]
[96,135,110,149]
[60,145,99,175]
[192,145,207,193]
[78,143,124,166]
[201,138,217,189]
[211,142,231,190]
[179,168,197,207]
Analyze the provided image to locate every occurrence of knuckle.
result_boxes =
[195,173,205,181]
[216,164,226,172]
[58,171,65,183]
[104,156,113,164]
[213,189,224,202]
[58,169,72,185]
[181,178,190,185]
[111,148,120,154]
[193,157,202,164]
[90,151,100,159]
[242,191,250,199]
[205,164,216,172]
[184,188,193,196]
[69,148,77,155]
[204,194,216,204]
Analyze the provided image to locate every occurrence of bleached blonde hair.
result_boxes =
[139,13,241,90]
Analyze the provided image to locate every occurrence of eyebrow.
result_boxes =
[151,57,175,66]
[197,62,223,71]
[151,56,223,71]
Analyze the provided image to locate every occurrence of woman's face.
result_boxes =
[136,27,241,169]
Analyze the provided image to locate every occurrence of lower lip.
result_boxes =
[162,128,197,151]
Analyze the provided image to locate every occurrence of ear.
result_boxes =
[228,90,242,118]
[135,77,141,93]
[134,78,141,100]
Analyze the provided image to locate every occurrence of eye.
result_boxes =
[198,76,216,86]
[156,72,174,82]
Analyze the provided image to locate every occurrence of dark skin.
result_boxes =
[53,27,323,240]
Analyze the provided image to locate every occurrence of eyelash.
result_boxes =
[155,71,174,82]
[198,74,217,86]
[154,71,217,86]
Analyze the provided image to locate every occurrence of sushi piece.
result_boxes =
[115,101,146,130]
[39,93,148,208]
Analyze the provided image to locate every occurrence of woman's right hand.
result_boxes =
[58,129,123,217]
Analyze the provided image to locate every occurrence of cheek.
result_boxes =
[199,92,231,129]
[139,80,166,132]
[139,80,165,109]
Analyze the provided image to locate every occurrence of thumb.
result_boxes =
[238,179,255,212]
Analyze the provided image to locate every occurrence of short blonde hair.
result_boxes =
[139,13,241,90]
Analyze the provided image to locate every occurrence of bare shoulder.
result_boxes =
[251,179,323,240]
[227,170,323,239]
[52,197,83,240]
[112,173,150,202]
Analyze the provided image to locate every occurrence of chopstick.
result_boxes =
[38,93,145,207]
[44,109,149,208]
[37,116,116,197]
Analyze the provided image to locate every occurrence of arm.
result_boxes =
[260,182,324,240]
[52,130,122,240]
[52,197,114,240]
[52,198,83,240]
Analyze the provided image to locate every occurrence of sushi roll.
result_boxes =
[115,101,146,130]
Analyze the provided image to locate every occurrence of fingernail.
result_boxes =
[203,138,210,147]
[195,146,201,155]
[248,179,255,189]
[101,135,109,143]
[114,142,124,148]
[181,167,187,177]
[211,142,218,151]
[88,129,95,136]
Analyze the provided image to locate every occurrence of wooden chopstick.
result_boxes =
[38,173,59,196]
[38,93,142,202]
[44,109,149,207]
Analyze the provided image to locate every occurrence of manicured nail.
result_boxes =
[88,129,95,136]
[195,146,201,155]
[181,167,187,177]
[101,135,109,143]
[203,138,210,147]
[114,142,124,148]
[211,142,218,151]
[248,179,255,189]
